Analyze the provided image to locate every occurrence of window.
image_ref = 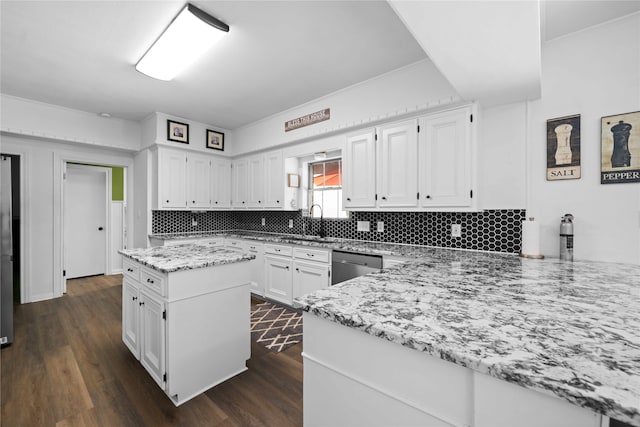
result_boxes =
[308,158,348,218]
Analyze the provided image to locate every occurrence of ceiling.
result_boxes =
[1,1,639,131]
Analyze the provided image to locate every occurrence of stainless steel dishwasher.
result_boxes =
[331,250,383,285]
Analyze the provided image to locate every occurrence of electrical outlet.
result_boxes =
[192,217,197,227]
[357,221,370,232]
[377,221,384,232]
[261,217,266,226]
[288,219,294,228]
[451,224,462,237]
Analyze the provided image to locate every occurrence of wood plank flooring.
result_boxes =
[1,275,303,426]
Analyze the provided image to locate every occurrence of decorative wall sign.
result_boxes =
[546,114,581,180]
[287,173,300,188]
[285,108,330,132]
[601,111,640,184]
[206,129,225,151]
[167,120,189,144]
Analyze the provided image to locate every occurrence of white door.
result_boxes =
[248,155,265,208]
[378,120,418,207]
[159,149,187,209]
[344,129,376,208]
[140,289,166,389]
[64,164,109,279]
[232,159,249,208]
[122,278,140,359]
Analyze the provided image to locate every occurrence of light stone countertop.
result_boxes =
[148,230,640,425]
[119,241,255,273]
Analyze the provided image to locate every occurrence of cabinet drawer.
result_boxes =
[140,267,167,297]
[123,259,140,281]
[245,242,263,253]
[264,244,292,257]
[225,239,244,250]
[293,247,330,263]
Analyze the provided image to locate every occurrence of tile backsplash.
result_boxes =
[152,209,525,254]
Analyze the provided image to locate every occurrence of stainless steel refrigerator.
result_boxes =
[1,155,13,345]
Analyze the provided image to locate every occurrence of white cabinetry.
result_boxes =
[342,105,476,211]
[377,120,418,208]
[292,246,331,299]
[245,242,265,296]
[232,158,249,208]
[264,244,293,304]
[248,155,265,208]
[419,107,472,207]
[211,157,231,208]
[343,129,376,209]
[263,151,284,209]
[186,154,211,209]
[155,147,231,210]
[158,149,187,209]
[121,255,252,406]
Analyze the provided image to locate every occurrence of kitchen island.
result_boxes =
[294,251,640,427]
[119,242,255,406]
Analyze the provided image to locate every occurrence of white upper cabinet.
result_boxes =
[341,104,476,211]
[158,148,187,209]
[377,119,419,208]
[186,154,211,209]
[247,155,265,208]
[263,151,284,209]
[232,158,249,208]
[343,129,376,208]
[211,157,231,209]
[419,107,473,208]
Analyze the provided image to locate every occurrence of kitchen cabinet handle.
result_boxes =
[285,266,290,270]
[192,200,195,203]
[166,200,170,203]
[215,201,218,204]
[347,197,351,201]
[139,301,144,306]
[258,200,261,204]
[127,268,134,272]
[296,268,299,272]
[426,195,431,199]
[147,278,154,284]
[276,200,280,203]
[242,201,245,204]
[306,253,314,257]
[132,296,137,301]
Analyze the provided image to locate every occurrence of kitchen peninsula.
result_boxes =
[295,250,640,427]
[119,242,255,406]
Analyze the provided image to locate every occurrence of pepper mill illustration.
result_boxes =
[610,120,632,168]
[554,124,573,165]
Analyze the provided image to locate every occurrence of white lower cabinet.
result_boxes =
[293,260,330,299]
[121,257,252,406]
[139,288,166,388]
[245,242,265,296]
[264,251,293,304]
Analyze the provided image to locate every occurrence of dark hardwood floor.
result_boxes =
[1,275,303,426]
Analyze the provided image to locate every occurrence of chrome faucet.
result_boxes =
[308,204,325,238]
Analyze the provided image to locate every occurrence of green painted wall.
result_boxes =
[70,163,124,201]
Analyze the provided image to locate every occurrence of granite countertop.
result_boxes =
[294,252,640,426]
[119,242,255,273]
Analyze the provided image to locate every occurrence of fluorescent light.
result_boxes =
[136,3,229,81]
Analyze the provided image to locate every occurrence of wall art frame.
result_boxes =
[601,110,640,184]
[206,129,224,151]
[546,114,581,181]
[167,120,189,144]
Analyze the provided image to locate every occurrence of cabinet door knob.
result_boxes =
[215,201,218,204]
[192,200,195,203]
[285,265,290,270]
[426,195,431,199]
[381,196,387,200]
[276,200,280,203]
[147,278,154,284]
[296,268,300,272]
[132,296,137,301]
[139,301,144,306]
[347,197,351,201]
[166,200,170,203]
[258,200,261,204]
[242,201,245,204]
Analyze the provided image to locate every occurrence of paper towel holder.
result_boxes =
[519,217,545,259]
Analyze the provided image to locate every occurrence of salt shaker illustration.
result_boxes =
[554,123,573,165]
[610,120,632,168]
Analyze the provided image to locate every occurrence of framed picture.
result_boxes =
[167,120,189,144]
[601,111,640,184]
[206,129,224,151]
[546,114,581,180]
[287,173,300,188]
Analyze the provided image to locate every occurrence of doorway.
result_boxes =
[63,164,111,283]
[1,154,21,346]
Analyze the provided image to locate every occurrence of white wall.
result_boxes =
[141,112,233,157]
[0,94,141,151]
[0,134,134,302]
[527,13,640,263]
[231,60,460,155]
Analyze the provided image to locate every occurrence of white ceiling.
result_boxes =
[1,1,638,131]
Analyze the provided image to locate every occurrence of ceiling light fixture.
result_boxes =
[135,3,229,81]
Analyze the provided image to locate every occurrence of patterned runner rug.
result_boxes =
[251,301,303,352]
